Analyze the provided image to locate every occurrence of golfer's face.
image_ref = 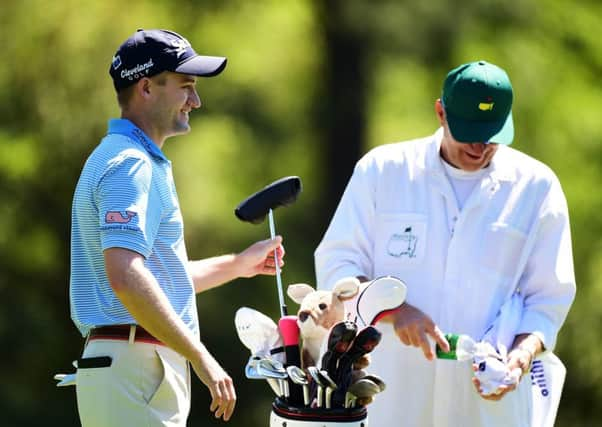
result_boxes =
[150,72,201,137]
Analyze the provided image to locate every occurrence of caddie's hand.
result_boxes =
[191,349,236,421]
[236,236,285,278]
[471,361,520,401]
[507,346,534,378]
[387,303,449,360]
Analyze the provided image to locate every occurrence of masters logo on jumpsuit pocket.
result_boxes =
[387,226,418,258]
[375,213,427,268]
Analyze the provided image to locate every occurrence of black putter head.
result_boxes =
[235,176,302,224]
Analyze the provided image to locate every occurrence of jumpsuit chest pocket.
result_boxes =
[374,213,427,270]
[479,222,527,282]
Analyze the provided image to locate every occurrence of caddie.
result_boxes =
[315,60,576,427]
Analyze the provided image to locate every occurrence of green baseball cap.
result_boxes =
[442,60,514,145]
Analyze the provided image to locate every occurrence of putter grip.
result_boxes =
[278,316,303,405]
[278,316,299,346]
[235,176,302,224]
[278,316,301,367]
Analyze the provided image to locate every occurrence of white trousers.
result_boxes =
[76,339,190,427]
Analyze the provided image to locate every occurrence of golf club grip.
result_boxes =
[278,316,299,346]
[235,176,302,224]
[321,322,357,376]
[333,327,382,387]
[278,317,300,367]
[278,316,303,405]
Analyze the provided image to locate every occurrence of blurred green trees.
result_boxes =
[0,1,600,426]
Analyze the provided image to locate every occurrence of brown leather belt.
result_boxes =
[88,325,163,345]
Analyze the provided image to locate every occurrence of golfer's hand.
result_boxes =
[192,349,236,421]
[236,236,285,277]
[388,303,449,360]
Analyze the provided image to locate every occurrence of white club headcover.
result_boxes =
[353,276,407,327]
[235,307,284,362]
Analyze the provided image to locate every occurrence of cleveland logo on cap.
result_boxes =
[120,59,155,80]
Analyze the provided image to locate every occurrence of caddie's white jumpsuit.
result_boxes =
[315,129,576,427]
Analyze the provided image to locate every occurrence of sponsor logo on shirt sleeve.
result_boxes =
[105,210,137,224]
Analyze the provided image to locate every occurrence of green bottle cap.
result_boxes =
[436,333,459,360]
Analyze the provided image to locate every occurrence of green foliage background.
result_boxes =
[0,0,600,426]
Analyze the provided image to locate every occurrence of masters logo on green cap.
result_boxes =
[442,60,514,145]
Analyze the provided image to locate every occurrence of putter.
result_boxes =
[234,176,302,318]
[235,176,303,404]
[286,366,310,406]
[320,321,358,380]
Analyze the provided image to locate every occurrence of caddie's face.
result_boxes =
[435,100,499,171]
[149,72,201,138]
[440,131,499,172]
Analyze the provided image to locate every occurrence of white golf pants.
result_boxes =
[76,339,190,427]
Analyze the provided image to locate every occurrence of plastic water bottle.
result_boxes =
[436,333,476,361]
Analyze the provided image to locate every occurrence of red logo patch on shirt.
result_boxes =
[105,210,137,224]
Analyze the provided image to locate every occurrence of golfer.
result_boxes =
[315,60,576,426]
[70,29,284,426]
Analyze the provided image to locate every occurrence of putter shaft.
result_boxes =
[268,209,287,317]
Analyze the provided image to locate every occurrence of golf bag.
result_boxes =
[270,398,368,427]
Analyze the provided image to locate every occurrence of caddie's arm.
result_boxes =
[354,275,449,360]
[105,247,236,421]
[508,333,543,376]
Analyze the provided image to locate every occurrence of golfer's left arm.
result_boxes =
[188,236,284,293]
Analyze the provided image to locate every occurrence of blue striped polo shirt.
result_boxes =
[70,118,199,337]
